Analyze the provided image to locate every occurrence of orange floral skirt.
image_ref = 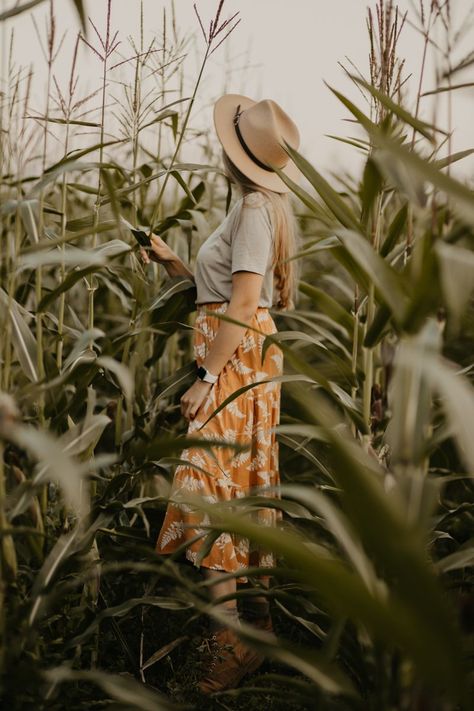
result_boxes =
[155,301,283,584]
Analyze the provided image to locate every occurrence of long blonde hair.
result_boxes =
[221,149,300,311]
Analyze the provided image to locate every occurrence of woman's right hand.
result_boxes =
[140,234,176,265]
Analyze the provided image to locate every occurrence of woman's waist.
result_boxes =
[195,302,277,335]
[196,301,270,312]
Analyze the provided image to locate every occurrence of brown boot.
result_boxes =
[197,626,261,694]
[236,614,273,677]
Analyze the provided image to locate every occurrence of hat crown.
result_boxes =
[238,99,300,170]
[213,92,301,192]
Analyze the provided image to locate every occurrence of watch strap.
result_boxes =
[196,364,218,384]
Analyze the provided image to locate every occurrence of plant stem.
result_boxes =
[88,1,114,350]
[351,283,360,436]
[363,191,383,437]
[56,120,70,368]
[148,43,211,234]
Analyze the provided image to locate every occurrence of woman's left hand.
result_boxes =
[180,379,213,421]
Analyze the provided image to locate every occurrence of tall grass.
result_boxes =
[0,0,473,709]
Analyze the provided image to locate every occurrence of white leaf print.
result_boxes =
[235,537,250,557]
[227,400,246,418]
[254,427,271,446]
[159,521,184,549]
[214,532,233,551]
[176,502,195,513]
[241,334,256,352]
[194,343,207,359]
[231,357,253,375]
[176,474,205,492]
[271,352,284,371]
[186,549,199,564]
[188,417,208,433]
[259,552,274,566]
[249,450,268,470]
[222,427,238,442]
[232,450,251,466]
[256,470,272,485]
[178,451,208,469]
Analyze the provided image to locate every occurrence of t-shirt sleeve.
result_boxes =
[230,197,273,275]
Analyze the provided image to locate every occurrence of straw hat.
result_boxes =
[213,93,301,193]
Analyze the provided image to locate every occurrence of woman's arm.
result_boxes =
[140,234,195,281]
[179,270,264,421]
[199,270,263,376]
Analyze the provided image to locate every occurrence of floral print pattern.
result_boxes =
[155,301,283,583]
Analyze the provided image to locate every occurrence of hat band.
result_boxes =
[233,104,275,173]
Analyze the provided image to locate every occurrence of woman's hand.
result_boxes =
[140,234,176,265]
[180,379,213,421]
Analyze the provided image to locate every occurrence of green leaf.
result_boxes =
[360,156,383,228]
[380,202,408,257]
[0,0,46,21]
[433,148,474,170]
[0,289,38,382]
[333,228,409,321]
[66,182,100,195]
[155,362,198,400]
[325,82,474,225]
[396,322,474,473]
[281,484,378,589]
[386,320,442,468]
[325,133,370,151]
[187,208,210,240]
[45,140,124,174]
[141,636,189,672]
[42,666,176,711]
[435,241,474,326]
[67,596,192,648]
[147,276,196,312]
[435,546,474,573]
[363,302,392,347]
[298,281,354,334]
[181,484,465,696]
[349,75,441,142]
[140,108,179,132]
[9,425,89,520]
[273,381,465,694]
[267,164,328,218]
[422,82,474,96]
[90,238,131,260]
[170,170,198,204]
[197,373,315,431]
[18,248,106,270]
[26,115,100,127]
[58,413,111,459]
[30,161,119,195]
[176,178,205,213]
[38,266,100,312]
[279,142,362,231]
[96,356,135,403]
[19,199,40,244]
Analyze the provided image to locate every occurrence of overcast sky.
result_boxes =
[2,0,474,181]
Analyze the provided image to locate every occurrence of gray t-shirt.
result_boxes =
[194,191,276,307]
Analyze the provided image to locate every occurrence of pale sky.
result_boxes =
[2,0,474,181]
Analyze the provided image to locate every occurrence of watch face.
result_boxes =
[196,366,206,380]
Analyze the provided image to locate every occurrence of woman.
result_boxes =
[141,94,301,693]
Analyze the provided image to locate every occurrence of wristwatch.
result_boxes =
[196,363,219,384]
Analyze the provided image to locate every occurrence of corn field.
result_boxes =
[0,0,473,709]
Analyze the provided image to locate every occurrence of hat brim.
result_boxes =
[213,93,301,194]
